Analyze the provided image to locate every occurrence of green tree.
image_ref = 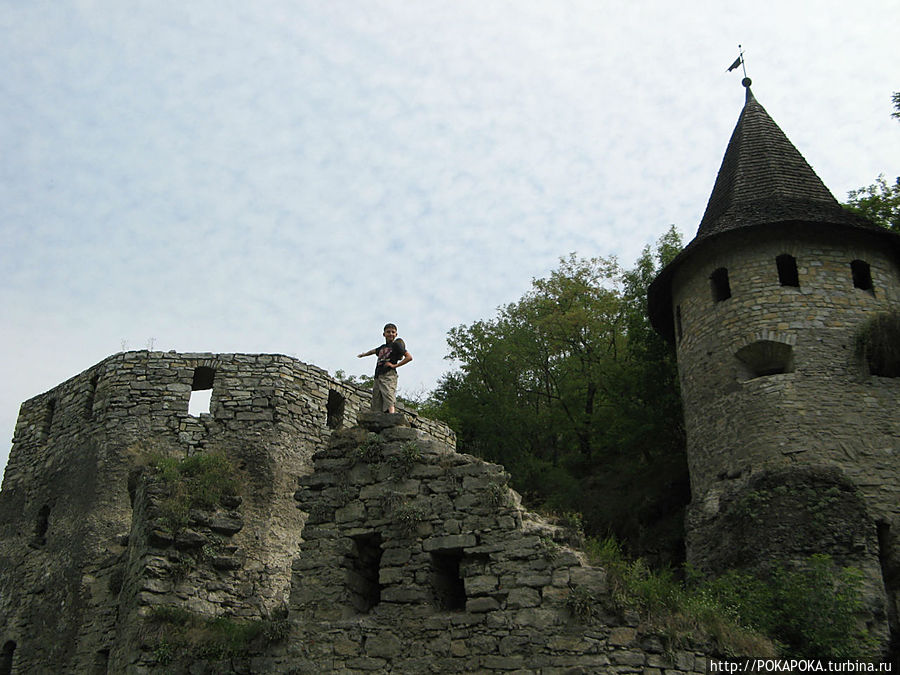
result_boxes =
[844,91,900,231]
[845,174,900,232]
[429,227,688,563]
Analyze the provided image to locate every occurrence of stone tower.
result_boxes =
[648,83,900,648]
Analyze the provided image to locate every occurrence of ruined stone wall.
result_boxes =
[124,412,720,674]
[669,224,900,645]
[0,351,454,674]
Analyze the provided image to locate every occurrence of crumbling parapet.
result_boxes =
[282,412,713,674]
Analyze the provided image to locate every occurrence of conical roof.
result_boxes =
[647,84,894,342]
[697,86,864,237]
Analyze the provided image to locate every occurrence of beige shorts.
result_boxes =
[371,370,398,412]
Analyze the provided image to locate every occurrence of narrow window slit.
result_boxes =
[710,268,732,302]
[346,533,383,613]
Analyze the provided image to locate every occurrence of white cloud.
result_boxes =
[1,0,899,476]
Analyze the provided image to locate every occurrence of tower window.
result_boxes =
[710,268,732,302]
[431,549,466,611]
[735,340,794,380]
[326,390,346,429]
[346,533,383,613]
[188,366,215,416]
[851,260,873,292]
[776,254,799,287]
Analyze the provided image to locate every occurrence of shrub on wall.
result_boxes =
[856,310,900,377]
[149,452,241,533]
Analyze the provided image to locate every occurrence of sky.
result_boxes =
[2,1,898,479]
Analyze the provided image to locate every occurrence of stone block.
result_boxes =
[210,516,244,535]
[423,534,477,552]
[464,574,498,595]
[506,586,541,608]
[466,596,500,613]
[608,627,637,646]
[358,411,409,431]
[364,632,402,658]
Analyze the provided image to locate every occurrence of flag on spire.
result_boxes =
[726,55,742,72]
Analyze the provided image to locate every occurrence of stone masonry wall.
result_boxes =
[265,412,717,674]
[669,224,900,647]
[0,351,453,674]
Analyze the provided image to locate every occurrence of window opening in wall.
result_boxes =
[851,259,874,292]
[188,366,215,416]
[43,399,56,439]
[93,648,110,674]
[735,341,794,380]
[675,306,683,342]
[710,267,732,302]
[776,254,800,287]
[326,389,346,429]
[0,641,15,675]
[346,533,383,613]
[431,549,467,611]
[32,503,51,547]
[85,374,98,419]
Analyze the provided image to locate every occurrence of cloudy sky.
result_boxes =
[1,1,898,477]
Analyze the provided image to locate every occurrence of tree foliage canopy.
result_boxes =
[428,226,688,563]
[844,91,900,232]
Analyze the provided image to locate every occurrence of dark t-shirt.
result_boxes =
[374,339,406,377]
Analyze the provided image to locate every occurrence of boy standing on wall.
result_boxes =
[357,323,413,413]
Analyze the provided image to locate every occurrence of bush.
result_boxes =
[586,538,879,660]
[856,311,900,377]
[144,607,289,663]
[699,555,880,660]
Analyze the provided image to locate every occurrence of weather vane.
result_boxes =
[726,45,751,88]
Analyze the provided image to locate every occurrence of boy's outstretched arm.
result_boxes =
[358,349,376,358]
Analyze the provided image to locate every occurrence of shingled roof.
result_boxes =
[697,86,867,236]
[647,84,895,342]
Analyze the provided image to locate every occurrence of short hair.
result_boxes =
[383,323,397,331]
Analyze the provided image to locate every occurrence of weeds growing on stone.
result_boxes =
[386,441,421,479]
[585,537,879,660]
[143,606,289,664]
[354,434,384,464]
[149,452,241,533]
